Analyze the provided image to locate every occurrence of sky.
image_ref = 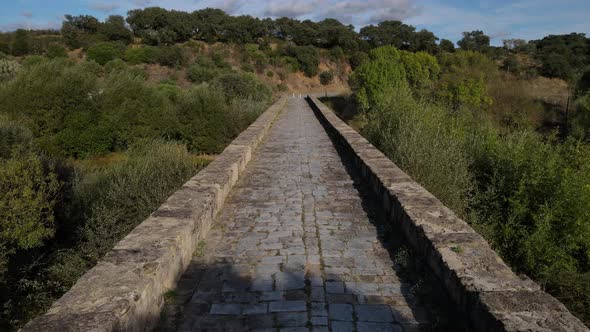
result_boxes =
[0,0,589,46]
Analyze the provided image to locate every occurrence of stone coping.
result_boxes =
[306,95,588,332]
[22,97,288,332]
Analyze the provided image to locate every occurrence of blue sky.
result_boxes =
[1,0,589,45]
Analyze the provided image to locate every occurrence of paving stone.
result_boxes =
[210,303,241,315]
[276,312,309,327]
[310,287,325,302]
[251,278,274,292]
[330,321,355,332]
[311,302,328,317]
[326,281,345,294]
[276,271,305,290]
[357,322,403,332]
[308,277,323,287]
[328,303,353,321]
[243,303,268,315]
[261,291,284,301]
[355,304,394,322]
[246,314,275,329]
[280,328,310,332]
[269,300,307,312]
[310,316,328,325]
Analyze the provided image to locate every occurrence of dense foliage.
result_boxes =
[345,46,590,326]
[0,50,271,329]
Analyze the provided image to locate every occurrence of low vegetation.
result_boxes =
[330,45,590,326]
[0,55,271,330]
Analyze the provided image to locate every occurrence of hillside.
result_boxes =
[0,6,589,330]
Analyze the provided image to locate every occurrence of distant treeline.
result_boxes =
[1,7,589,81]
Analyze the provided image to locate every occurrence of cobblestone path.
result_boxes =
[158,98,458,331]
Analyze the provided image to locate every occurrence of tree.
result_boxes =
[11,29,30,56]
[100,15,133,44]
[458,30,490,52]
[316,18,359,51]
[439,39,455,53]
[61,15,101,49]
[412,29,439,53]
[502,55,521,75]
[286,45,320,77]
[503,39,527,52]
[533,33,589,80]
[435,50,496,110]
[126,7,177,45]
[349,51,369,70]
[359,20,416,50]
[350,46,409,110]
[191,8,228,43]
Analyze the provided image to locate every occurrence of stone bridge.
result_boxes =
[23,97,588,331]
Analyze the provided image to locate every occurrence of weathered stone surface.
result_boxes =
[158,98,443,331]
[307,95,588,332]
[22,97,287,332]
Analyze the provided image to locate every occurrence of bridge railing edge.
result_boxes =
[21,97,288,332]
[306,95,588,332]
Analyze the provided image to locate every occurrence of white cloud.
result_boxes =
[91,3,120,12]
[262,1,317,17]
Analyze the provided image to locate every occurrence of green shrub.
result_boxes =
[46,43,68,59]
[73,140,201,262]
[96,70,179,151]
[187,64,221,83]
[11,29,30,56]
[0,59,19,82]
[349,51,369,70]
[266,70,274,77]
[211,51,230,69]
[329,46,344,61]
[320,71,334,86]
[286,45,320,77]
[154,45,186,68]
[123,45,157,64]
[435,50,497,110]
[351,46,440,111]
[103,59,128,73]
[175,84,231,153]
[86,42,124,65]
[241,63,254,72]
[0,118,60,283]
[21,55,45,67]
[350,46,410,110]
[277,82,288,91]
[0,59,99,157]
[0,42,9,55]
[364,89,472,215]
[281,56,300,73]
[213,72,271,103]
[157,82,181,102]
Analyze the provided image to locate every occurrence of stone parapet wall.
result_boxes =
[306,95,588,332]
[22,97,287,332]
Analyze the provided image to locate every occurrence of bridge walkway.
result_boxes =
[158,98,460,331]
